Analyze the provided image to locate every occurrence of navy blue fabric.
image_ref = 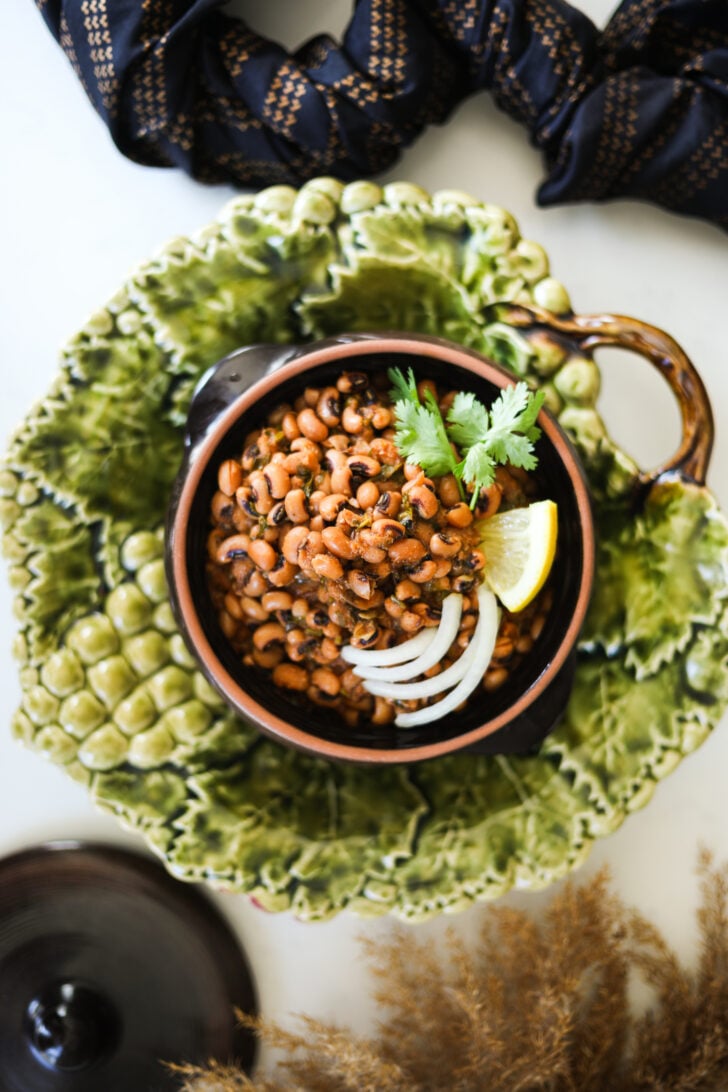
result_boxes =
[37,0,728,228]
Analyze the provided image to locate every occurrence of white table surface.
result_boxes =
[2,0,727,1073]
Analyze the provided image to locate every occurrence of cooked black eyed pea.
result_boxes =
[384,597,405,620]
[330,465,353,494]
[356,480,379,509]
[207,529,227,560]
[241,442,260,471]
[395,578,419,602]
[322,525,357,560]
[323,620,343,641]
[311,667,341,697]
[216,534,251,563]
[297,531,326,570]
[262,590,293,612]
[493,635,514,660]
[267,558,298,587]
[445,502,474,528]
[531,613,546,641]
[248,473,273,515]
[218,458,242,496]
[400,611,424,633]
[347,454,381,479]
[306,607,330,631]
[311,553,344,581]
[478,483,503,517]
[317,387,341,426]
[252,646,284,670]
[283,449,320,476]
[281,411,301,440]
[453,573,477,593]
[429,531,462,558]
[432,559,453,579]
[388,538,426,566]
[281,525,309,565]
[241,596,271,622]
[267,501,287,526]
[374,489,401,517]
[417,378,438,402]
[369,518,406,547]
[348,570,374,599]
[297,407,329,442]
[319,493,349,522]
[408,483,439,519]
[359,544,388,565]
[235,487,259,519]
[409,559,439,584]
[484,666,509,691]
[337,371,368,393]
[272,663,309,691]
[291,599,309,621]
[371,695,395,725]
[247,538,277,571]
[340,667,366,699]
[311,638,341,664]
[369,405,392,430]
[211,490,235,524]
[308,490,327,514]
[243,569,268,597]
[351,620,378,648]
[284,488,309,524]
[341,404,364,434]
[462,550,486,572]
[252,622,286,651]
[413,602,442,626]
[325,447,347,471]
[218,609,237,639]
[285,628,318,658]
[263,463,290,499]
[437,474,461,507]
[223,593,244,620]
[329,602,355,629]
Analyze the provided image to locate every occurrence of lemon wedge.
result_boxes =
[477,499,558,612]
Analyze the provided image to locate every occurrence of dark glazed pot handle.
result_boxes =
[503,306,714,487]
[185,343,302,451]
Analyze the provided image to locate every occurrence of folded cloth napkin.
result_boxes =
[37,0,728,229]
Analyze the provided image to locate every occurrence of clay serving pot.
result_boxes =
[166,310,711,764]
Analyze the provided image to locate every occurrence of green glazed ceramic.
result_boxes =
[3,179,728,921]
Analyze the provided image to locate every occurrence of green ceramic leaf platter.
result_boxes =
[3,178,728,922]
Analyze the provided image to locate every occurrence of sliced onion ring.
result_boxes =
[340,625,436,667]
[395,587,499,727]
[352,593,463,683]
[363,634,479,701]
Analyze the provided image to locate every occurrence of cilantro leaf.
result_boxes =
[458,443,498,495]
[388,366,419,406]
[388,370,544,509]
[489,383,544,441]
[393,399,459,477]
[447,391,490,450]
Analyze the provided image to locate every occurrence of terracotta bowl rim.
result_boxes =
[168,333,595,764]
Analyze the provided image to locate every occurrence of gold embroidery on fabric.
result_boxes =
[262,62,307,139]
[80,0,118,115]
[369,0,408,87]
[59,13,92,100]
[219,24,260,81]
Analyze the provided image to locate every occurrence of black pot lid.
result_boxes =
[0,841,257,1091]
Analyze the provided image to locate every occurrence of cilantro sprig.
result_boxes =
[388,367,544,508]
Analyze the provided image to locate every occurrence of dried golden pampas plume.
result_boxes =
[173,851,728,1092]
